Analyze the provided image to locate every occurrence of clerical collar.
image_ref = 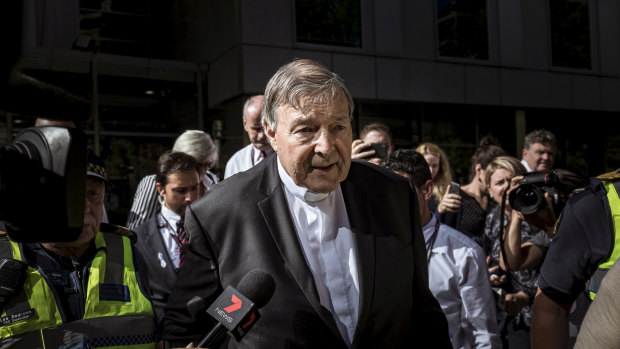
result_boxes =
[276,156,332,203]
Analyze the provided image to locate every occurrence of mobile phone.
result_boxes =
[366,142,388,159]
[449,182,460,194]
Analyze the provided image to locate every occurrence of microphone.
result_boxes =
[186,296,208,321]
[196,269,276,348]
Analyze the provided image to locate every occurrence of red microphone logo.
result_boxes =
[223,294,243,313]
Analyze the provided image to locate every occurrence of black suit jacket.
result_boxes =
[134,215,178,324]
[161,156,451,348]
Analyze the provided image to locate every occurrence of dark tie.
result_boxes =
[259,150,266,161]
[176,217,189,267]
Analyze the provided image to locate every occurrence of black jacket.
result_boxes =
[161,156,451,348]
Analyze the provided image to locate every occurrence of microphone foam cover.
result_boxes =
[236,269,276,309]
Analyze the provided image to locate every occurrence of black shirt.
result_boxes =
[538,177,614,304]
[439,189,492,251]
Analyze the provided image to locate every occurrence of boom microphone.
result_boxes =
[196,269,276,348]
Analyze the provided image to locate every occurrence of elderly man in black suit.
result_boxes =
[161,59,451,348]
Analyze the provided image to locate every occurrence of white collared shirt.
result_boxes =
[158,205,183,269]
[277,157,359,346]
[521,158,534,172]
[423,215,501,349]
[224,144,272,178]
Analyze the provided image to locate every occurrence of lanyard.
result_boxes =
[426,220,441,265]
[157,213,185,251]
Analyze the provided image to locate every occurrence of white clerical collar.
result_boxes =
[276,156,332,203]
[161,203,181,225]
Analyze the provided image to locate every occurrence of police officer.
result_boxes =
[531,168,620,348]
[0,150,156,348]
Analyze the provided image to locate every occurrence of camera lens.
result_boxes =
[509,184,545,215]
[519,188,539,207]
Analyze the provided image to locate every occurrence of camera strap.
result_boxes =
[498,189,512,272]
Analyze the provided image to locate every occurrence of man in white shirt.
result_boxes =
[382,149,501,349]
[134,151,200,323]
[162,59,451,348]
[521,129,556,172]
[224,94,274,178]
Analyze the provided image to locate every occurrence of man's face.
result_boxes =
[243,97,271,152]
[157,169,200,216]
[81,177,105,244]
[266,94,352,193]
[523,142,555,171]
[362,130,392,165]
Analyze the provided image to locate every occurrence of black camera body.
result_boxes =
[509,170,583,217]
[0,127,86,242]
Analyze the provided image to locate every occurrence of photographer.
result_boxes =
[500,169,585,272]
[532,168,620,349]
[351,122,394,165]
[483,156,548,349]
[0,150,157,348]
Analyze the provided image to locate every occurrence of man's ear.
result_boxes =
[264,120,277,152]
[423,180,434,200]
[522,148,528,159]
[155,183,165,197]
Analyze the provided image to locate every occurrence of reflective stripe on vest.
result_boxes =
[0,232,156,348]
[589,180,620,300]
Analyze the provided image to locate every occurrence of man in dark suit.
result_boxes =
[135,151,200,324]
[161,59,451,348]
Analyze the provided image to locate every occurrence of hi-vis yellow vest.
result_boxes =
[588,173,620,300]
[0,231,156,348]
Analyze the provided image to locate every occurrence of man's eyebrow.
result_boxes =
[289,115,312,129]
[289,114,349,129]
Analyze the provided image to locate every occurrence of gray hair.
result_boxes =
[242,95,264,121]
[524,129,557,150]
[173,130,218,164]
[262,59,354,131]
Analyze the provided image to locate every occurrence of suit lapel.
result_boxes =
[256,156,344,342]
[144,217,176,278]
[341,163,376,347]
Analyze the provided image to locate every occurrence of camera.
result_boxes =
[508,169,585,217]
[0,127,86,242]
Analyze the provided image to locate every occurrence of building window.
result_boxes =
[77,0,180,59]
[295,0,362,48]
[550,0,591,69]
[436,0,489,60]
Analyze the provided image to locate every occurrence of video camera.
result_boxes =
[508,169,585,217]
[0,127,86,242]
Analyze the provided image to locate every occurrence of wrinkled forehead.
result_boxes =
[284,90,351,117]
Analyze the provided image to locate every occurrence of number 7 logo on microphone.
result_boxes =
[224,294,243,313]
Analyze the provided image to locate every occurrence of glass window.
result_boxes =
[295,0,362,48]
[436,0,489,60]
[550,0,591,69]
[77,0,179,59]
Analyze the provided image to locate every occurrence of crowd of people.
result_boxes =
[1,58,618,349]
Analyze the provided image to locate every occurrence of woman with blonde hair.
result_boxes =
[484,155,549,349]
[416,142,452,211]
